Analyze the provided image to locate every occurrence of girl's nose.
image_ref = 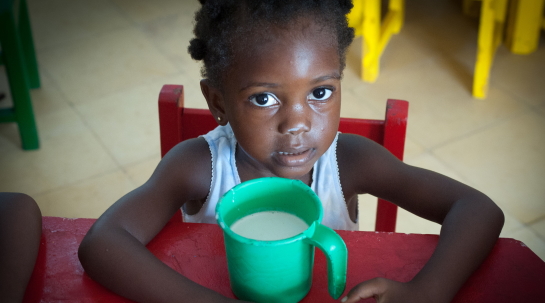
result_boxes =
[279,102,311,135]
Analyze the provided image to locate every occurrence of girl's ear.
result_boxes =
[200,79,228,126]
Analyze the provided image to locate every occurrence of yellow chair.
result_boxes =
[347,0,405,83]
[505,0,545,55]
[466,0,544,99]
[469,0,509,99]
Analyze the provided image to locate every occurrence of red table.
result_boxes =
[24,216,545,302]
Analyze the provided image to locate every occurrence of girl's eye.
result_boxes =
[308,88,333,101]
[249,93,279,107]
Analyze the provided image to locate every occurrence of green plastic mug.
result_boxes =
[216,177,347,303]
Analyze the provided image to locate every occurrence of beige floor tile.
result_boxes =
[501,227,545,261]
[0,77,75,150]
[140,11,203,74]
[374,26,440,75]
[111,0,199,24]
[490,42,545,107]
[358,194,443,235]
[433,110,545,224]
[28,0,131,50]
[75,80,165,166]
[358,194,377,232]
[530,218,545,241]
[353,58,528,149]
[0,124,26,154]
[396,207,442,235]
[34,169,135,218]
[402,136,426,162]
[124,155,161,188]
[500,210,526,234]
[39,28,179,105]
[406,1,480,66]
[0,69,70,121]
[29,72,73,116]
[537,103,545,117]
[340,89,383,120]
[360,195,442,235]
[0,107,118,196]
[74,72,208,169]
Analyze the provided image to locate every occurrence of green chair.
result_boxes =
[0,0,40,149]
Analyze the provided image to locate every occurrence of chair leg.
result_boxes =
[16,101,39,150]
[18,0,40,89]
[505,0,545,55]
[361,0,404,83]
[0,9,39,150]
[472,0,508,99]
[375,199,397,232]
[389,0,404,34]
[362,0,381,82]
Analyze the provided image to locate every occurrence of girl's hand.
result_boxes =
[341,278,430,303]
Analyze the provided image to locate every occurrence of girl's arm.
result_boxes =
[338,134,504,303]
[78,139,243,303]
[0,193,42,303]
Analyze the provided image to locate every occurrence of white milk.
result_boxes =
[230,211,309,241]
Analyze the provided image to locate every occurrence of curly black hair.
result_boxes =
[188,0,355,88]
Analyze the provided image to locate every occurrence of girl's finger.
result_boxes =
[341,278,387,303]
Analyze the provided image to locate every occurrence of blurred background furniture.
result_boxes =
[505,0,545,54]
[347,0,405,82]
[158,84,409,232]
[0,0,40,149]
[468,0,509,99]
[465,0,544,99]
[348,0,544,99]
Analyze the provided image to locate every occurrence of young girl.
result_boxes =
[78,0,504,302]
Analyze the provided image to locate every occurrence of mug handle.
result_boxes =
[303,222,347,299]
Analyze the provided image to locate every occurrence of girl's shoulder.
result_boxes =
[337,133,388,164]
[336,133,405,195]
[150,137,212,202]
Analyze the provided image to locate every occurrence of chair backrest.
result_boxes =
[158,84,409,232]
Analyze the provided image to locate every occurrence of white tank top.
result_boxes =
[183,124,358,231]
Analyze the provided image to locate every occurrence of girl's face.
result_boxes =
[209,20,341,182]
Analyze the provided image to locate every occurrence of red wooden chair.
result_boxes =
[158,84,408,232]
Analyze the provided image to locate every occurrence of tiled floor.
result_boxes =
[1,0,544,260]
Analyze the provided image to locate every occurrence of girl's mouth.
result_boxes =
[274,148,315,167]
[278,151,306,156]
